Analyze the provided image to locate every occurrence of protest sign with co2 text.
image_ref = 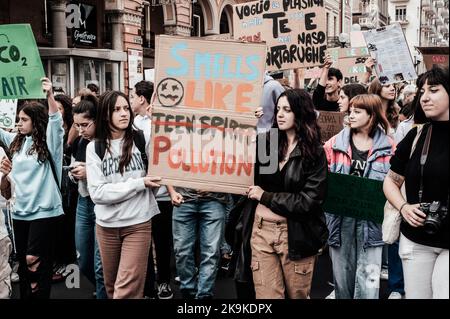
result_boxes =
[0,24,46,100]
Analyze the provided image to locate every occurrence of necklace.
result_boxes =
[282,142,297,161]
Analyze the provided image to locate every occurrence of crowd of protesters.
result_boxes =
[0,56,448,300]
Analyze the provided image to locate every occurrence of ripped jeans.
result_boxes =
[13,217,58,299]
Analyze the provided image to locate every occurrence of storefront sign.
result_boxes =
[233,0,327,71]
[128,49,143,89]
[66,2,97,46]
[151,35,266,194]
[0,99,17,129]
[0,24,46,99]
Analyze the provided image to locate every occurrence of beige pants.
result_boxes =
[96,220,151,299]
[250,215,316,299]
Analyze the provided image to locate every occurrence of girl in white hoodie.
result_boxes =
[86,91,160,299]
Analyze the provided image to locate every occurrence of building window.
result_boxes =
[326,12,329,37]
[220,10,230,34]
[333,16,337,36]
[191,3,205,37]
[395,6,407,21]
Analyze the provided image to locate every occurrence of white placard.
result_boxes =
[363,23,417,85]
[0,99,17,129]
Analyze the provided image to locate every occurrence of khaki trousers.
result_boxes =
[96,220,151,299]
[250,215,316,299]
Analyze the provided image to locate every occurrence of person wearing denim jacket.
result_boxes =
[323,94,396,299]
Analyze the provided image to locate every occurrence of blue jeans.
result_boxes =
[75,196,107,299]
[172,199,225,299]
[388,240,405,295]
[329,217,382,299]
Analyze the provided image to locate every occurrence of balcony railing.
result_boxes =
[422,0,432,8]
[395,16,410,25]
[439,7,449,18]
[359,17,376,29]
[435,0,445,8]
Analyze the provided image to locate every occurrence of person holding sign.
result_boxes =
[323,94,396,299]
[85,91,161,299]
[383,66,449,299]
[0,78,64,299]
[313,54,343,112]
[247,89,328,299]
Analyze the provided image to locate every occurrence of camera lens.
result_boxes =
[423,214,440,235]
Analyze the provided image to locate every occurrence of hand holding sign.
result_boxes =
[144,175,161,188]
[365,57,376,73]
[323,54,333,69]
[0,156,12,176]
[41,77,53,97]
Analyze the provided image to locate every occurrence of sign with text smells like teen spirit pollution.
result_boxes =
[151,36,265,194]
[0,24,46,100]
[233,0,327,71]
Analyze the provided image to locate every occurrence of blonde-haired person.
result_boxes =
[324,94,396,299]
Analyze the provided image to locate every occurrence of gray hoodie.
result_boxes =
[257,74,285,132]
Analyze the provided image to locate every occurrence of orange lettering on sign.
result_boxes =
[236,84,253,113]
[153,136,171,165]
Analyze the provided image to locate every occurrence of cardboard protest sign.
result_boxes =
[150,107,257,194]
[153,35,266,112]
[363,23,417,85]
[0,24,46,100]
[233,0,327,71]
[323,172,386,224]
[0,99,17,129]
[328,47,370,84]
[304,66,321,79]
[151,35,265,194]
[317,111,345,143]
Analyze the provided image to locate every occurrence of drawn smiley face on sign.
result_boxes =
[156,78,184,107]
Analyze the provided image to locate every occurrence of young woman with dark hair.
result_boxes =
[368,79,401,131]
[0,78,64,299]
[246,89,329,298]
[384,66,449,299]
[324,94,396,299]
[85,90,161,299]
[69,95,107,299]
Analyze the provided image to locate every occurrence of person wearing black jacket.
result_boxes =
[242,89,329,299]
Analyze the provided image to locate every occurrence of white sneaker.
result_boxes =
[326,290,335,299]
[388,292,403,299]
[380,269,388,281]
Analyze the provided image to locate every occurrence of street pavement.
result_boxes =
[10,250,389,299]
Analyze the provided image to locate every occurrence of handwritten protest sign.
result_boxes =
[317,111,345,143]
[328,47,370,84]
[363,23,417,85]
[0,99,17,129]
[151,35,265,194]
[323,172,386,224]
[233,0,327,71]
[0,24,46,99]
[151,107,257,194]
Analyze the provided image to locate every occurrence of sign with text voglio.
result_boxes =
[233,0,327,71]
[66,2,97,46]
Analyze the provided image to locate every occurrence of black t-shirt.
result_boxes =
[350,139,368,177]
[312,84,339,112]
[390,121,449,249]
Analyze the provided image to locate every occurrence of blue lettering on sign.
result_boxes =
[245,55,260,81]
[194,52,211,80]
[166,43,189,77]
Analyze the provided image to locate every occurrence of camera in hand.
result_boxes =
[420,201,448,235]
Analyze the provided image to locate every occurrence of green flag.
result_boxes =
[323,172,386,224]
[0,24,45,100]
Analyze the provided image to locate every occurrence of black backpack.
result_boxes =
[94,129,148,173]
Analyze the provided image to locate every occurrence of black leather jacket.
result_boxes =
[226,135,329,282]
